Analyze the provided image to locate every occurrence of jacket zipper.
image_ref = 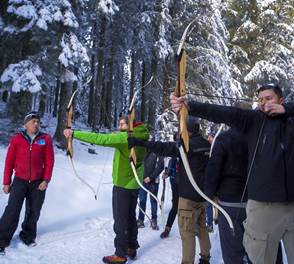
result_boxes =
[29,141,33,183]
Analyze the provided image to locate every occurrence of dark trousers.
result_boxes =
[113,186,139,257]
[206,203,213,226]
[166,179,178,228]
[219,205,283,264]
[219,205,247,264]
[138,182,159,221]
[0,177,46,247]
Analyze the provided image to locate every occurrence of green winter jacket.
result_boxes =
[73,124,149,189]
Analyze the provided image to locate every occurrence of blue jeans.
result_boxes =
[138,182,159,221]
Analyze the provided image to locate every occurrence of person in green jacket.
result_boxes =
[63,116,149,264]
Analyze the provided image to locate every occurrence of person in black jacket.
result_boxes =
[170,83,294,264]
[137,151,164,230]
[206,126,284,264]
[160,155,180,238]
[129,116,211,264]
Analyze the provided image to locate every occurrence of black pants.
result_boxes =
[0,177,46,247]
[166,180,178,228]
[112,186,139,257]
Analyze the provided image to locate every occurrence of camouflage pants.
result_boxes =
[178,197,211,264]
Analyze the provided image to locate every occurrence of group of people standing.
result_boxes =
[0,82,293,264]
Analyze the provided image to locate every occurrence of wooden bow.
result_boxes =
[175,19,235,235]
[66,90,97,200]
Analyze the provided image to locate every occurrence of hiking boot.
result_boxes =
[207,225,213,233]
[19,232,37,247]
[127,248,137,260]
[0,247,5,255]
[199,254,210,264]
[151,219,159,230]
[160,226,170,238]
[102,254,127,263]
[137,219,145,228]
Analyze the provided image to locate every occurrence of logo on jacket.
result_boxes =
[37,139,46,145]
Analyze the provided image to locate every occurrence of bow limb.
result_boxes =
[209,124,225,157]
[175,20,235,235]
[137,201,152,225]
[208,124,224,225]
[178,146,234,234]
[128,82,164,225]
[66,90,97,200]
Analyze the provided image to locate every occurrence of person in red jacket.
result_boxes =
[0,111,54,255]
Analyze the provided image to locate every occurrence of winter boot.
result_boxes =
[0,247,5,256]
[137,219,145,228]
[19,232,37,247]
[160,226,170,239]
[207,225,213,233]
[127,248,137,260]
[199,259,210,264]
[151,219,159,230]
[199,254,210,264]
[102,255,127,264]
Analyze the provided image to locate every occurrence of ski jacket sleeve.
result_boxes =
[188,101,257,133]
[43,135,55,182]
[73,130,127,149]
[3,136,17,185]
[144,141,179,158]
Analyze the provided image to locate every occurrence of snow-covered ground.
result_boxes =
[0,140,223,264]
[0,140,287,264]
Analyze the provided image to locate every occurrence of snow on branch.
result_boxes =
[98,0,119,16]
[0,59,42,93]
[244,60,287,83]
[6,0,78,32]
[58,33,89,68]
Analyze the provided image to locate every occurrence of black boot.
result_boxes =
[151,219,159,230]
[127,248,137,260]
[0,247,5,255]
[199,258,210,264]
[199,253,210,264]
[160,226,170,238]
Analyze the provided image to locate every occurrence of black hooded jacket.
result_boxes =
[143,133,210,202]
[205,128,248,202]
[143,151,164,183]
[189,101,294,202]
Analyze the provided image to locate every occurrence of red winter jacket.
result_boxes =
[3,131,54,185]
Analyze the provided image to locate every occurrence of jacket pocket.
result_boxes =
[243,220,268,264]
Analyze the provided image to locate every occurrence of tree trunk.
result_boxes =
[140,61,146,122]
[93,16,107,130]
[53,63,61,117]
[88,20,98,126]
[54,79,71,149]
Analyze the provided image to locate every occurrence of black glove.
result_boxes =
[128,137,147,149]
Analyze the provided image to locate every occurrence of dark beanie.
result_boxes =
[186,116,199,133]
[24,111,40,124]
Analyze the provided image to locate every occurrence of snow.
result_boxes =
[256,0,277,9]
[0,60,42,93]
[59,33,89,68]
[0,140,226,264]
[98,0,119,16]
[244,60,287,83]
[6,0,79,32]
